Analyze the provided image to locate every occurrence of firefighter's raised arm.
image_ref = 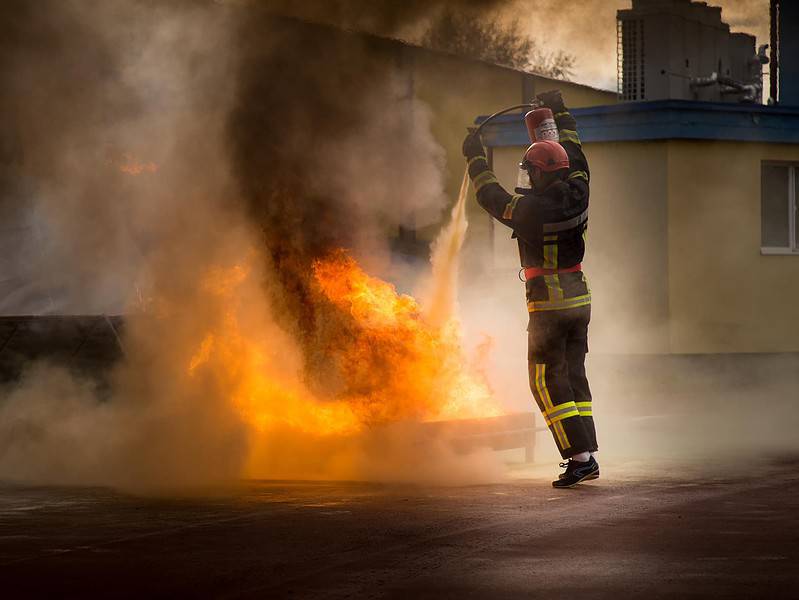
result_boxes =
[462,132,521,230]
[537,90,590,185]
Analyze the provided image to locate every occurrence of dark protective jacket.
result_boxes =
[467,109,590,312]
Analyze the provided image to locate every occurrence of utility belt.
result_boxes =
[523,263,582,281]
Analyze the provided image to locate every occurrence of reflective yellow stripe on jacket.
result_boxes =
[559,129,581,146]
[568,170,588,182]
[468,156,488,169]
[502,194,523,219]
[527,293,592,313]
[473,170,498,192]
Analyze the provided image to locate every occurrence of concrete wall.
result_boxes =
[484,136,799,355]
[667,140,799,353]
[485,141,671,354]
[583,141,670,353]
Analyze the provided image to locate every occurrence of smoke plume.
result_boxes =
[228,11,446,365]
[0,0,790,494]
[0,0,509,491]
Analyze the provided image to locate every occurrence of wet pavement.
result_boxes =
[1,457,798,599]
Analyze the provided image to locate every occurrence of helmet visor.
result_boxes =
[515,162,532,194]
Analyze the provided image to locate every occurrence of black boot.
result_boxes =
[552,456,599,488]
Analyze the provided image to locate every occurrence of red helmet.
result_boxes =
[523,140,569,172]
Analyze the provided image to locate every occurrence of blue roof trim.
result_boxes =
[476,100,799,146]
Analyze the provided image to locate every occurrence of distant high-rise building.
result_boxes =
[617,0,763,103]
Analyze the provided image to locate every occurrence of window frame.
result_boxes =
[761,161,799,255]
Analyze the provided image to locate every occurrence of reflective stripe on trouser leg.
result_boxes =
[565,322,597,453]
[530,363,572,452]
[528,306,595,458]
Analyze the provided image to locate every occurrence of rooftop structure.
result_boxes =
[479,100,799,146]
[617,0,765,103]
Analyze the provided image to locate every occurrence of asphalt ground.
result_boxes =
[1,457,797,599]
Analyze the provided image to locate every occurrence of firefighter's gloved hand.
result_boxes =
[536,89,566,113]
[462,131,485,159]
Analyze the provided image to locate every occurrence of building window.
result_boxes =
[761,163,799,254]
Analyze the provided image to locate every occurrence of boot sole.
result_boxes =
[552,470,600,488]
[558,471,600,481]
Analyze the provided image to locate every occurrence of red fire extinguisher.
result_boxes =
[524,107,559,142]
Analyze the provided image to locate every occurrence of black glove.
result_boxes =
[536,89,566,113]
[462,131,485,159]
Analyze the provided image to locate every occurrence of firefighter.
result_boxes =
[462,90,598,488]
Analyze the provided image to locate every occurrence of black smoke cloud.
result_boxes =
[229,16,415,362]
[0,0,513,488]
[226,2,511,383]
[0,0,511,398]
[0,0,507,323]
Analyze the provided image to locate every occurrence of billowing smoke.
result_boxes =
[0,0,260,489]
[0,0,789,493]
[226,2,518,371]
[0,0,509,491]
[228,12,445,366]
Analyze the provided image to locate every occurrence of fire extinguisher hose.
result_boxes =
[473,101,541,135]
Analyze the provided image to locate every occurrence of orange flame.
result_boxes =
[313,251,501,425]
[184,250,501,439]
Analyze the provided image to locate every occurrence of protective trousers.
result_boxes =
[527,304,597,459]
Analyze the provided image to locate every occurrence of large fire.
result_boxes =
[185,250,501,439]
